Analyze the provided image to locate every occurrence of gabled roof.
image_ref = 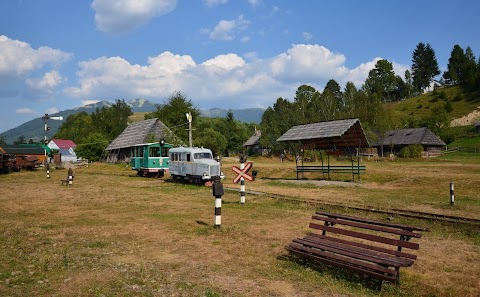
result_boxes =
[277,119,369,149]
[58,148,76,157]
[51,139,77,149]
[373,127,446,146]
[106,118,172,150]
[243,130,261,147]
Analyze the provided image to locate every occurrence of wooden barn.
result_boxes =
[276,119,370,155]
[103,118,174,163]
[243,128,263,155]
[373,127,446,157]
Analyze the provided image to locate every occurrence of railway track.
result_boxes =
[224,187,480,225]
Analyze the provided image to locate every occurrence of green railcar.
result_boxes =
[130,142,173,177]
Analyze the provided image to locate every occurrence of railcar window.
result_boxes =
[194,153,213,159]
[161,147,169,157]
[186,154,191,162]
[149,147,160,157]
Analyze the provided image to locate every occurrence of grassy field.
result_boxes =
[385,86,480,122]
[1,155,479,296]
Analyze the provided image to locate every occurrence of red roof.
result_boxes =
[51,139,77,149]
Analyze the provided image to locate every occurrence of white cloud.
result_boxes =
[16,108,37,114]
[26,71,64,90]
[91,0,178,33]
[302,32,313,42]
[202,54,245,70]
[81,100,101,106]
[0,35,71,79]
[269,44,348,81]
[46,107,59,114]
[240,36,251,43]
[0,35,71,101]
[209,15,250,41]
[203,0,228,7]
[65,44,409,109]
[270,6,280,15]
[24,71,65,100]
[248,0,264,8]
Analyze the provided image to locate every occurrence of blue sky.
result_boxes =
[1,0,479,133]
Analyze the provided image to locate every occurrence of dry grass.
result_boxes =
[0,156,479,296]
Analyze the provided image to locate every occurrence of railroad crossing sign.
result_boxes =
[232,162,254,184]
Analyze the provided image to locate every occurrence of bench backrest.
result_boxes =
[310,211,426,255]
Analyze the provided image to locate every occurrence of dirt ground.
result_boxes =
[0,158,479,297]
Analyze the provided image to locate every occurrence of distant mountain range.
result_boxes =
[0,99,265,144]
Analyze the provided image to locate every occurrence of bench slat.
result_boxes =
[312,215,421,238]
[306,233,417,260]
[287,243,398,282]
[316,211,427,232]
[301,236,414,267]
[294,237,411,267]
[309,222,420,250]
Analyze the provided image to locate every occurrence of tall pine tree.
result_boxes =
[411,42,440,92]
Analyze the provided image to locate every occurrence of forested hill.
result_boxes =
[0,99,265,144]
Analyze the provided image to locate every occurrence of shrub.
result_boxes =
[438,91,447,100]
[400,144,423,158]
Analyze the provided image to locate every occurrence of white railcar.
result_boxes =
[168,147,224,183]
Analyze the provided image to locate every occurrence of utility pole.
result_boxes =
[186,111,193,147]
[41,114,63,178]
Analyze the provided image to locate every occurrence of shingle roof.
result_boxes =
[373,127,446,146]
[243,130,261,147]
[106,118,171,150]
[276,119,369,148]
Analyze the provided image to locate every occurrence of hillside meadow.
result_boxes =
[0,154,479,297]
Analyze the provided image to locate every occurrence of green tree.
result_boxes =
[75,132,109,161]
[293,84,317,123]
[91,99,132,141]
[404,70,414,98]
[422,105,449,135]
[342,82,357,118]
[411,42,440,92]
[147,91,200,142]
[194,128,227,156]
[55,111,93,143]
[460,47,477,89]
[364,59,399,102]
[13,135,26,145]
[443,44,465,85]
[259,98,296,152]
[0,135,6,145]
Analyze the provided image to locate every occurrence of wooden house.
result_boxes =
[104,118,173,163]
[373,127,446,157]
[276,119,370,155]
[243,128,263,155]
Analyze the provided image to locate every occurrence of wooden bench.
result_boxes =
[296,165,366,181]
[286,211,427,290]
